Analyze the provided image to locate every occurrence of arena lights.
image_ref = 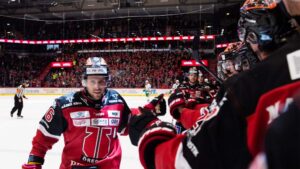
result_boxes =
[51,62,73,68]
[0,35,233,49]
[181,60,209,67]
[216,43,236,48]
[0,35,216,45]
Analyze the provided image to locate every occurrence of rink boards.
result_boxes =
[0,88,170,97]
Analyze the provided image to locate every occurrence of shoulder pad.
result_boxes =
[104,89,124,104]
[57,92,83,108]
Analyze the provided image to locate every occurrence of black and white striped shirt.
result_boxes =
[16,85,25,98]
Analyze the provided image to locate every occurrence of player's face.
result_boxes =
[224,60,238,77]
[86,76,107,100]
[188,74,198,84]
[198,76,204,83]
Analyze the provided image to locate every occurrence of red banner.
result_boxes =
[51,62,73,68]
[181,60,209,67]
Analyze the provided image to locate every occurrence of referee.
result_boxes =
[10,81,29,118]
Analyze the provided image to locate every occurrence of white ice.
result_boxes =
[0,95,173,169]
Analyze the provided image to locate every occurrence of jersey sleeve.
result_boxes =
[29,99,68,158]
[118,95,131,135]
[141,81,254,169]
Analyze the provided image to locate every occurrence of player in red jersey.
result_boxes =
[22,57,132,169]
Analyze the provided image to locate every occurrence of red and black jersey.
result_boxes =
[177,82,211,104]
[29,88,131,169]
[139,32,300,169]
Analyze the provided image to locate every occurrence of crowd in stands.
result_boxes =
[0,50,220,89]
[43,51,188,88]
[0,54,52,87]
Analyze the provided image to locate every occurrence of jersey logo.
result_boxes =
[108,110,120,118]
[266,97,293,124]
[91,118,109,126]
[70,111,90,119]
[73,119,91,127]
[109,118,120,126]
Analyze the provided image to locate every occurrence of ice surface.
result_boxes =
[0,95,173,169]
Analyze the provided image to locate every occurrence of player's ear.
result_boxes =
[81,79,87,87]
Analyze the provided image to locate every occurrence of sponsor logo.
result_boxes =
[108,99,123,103]
[111,94,119,99]
[95,112,105,117]
[61,103,72,109]
[108,110,120,118]
[86,67,107,75]
[91,118,108,126]
[109,118,120,126]
[70,160,84,166]
[73,119,90,127]
[73,102,82,106]
[81,155,100,164]
[70,111,90,119]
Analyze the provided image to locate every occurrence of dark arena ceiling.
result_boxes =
[0,0,244,21]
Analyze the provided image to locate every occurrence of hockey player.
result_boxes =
[128,0,300,169]
[236,43,259,71]
[144,80,152,102]
[169,79,180,94]
[22,57,132,169]
[174,67,209,133]
[177,67,208,104]
[217,42,258,81]
[10,80,29,118]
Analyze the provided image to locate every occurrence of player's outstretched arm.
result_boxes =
[22,99,67,168]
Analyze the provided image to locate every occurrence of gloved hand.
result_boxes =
[129,107,177,169]
[143,94,166,116]
[22,155,44,169]
[22,163,42,169]
[168,90,186,119]
[129,107,159,146]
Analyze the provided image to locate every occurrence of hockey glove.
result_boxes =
[129,107,176,169]
[168,90,186,119]
[22,155,44,169]
[143,94,166,116]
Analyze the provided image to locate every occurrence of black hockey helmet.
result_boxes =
[238,0,293,52]
[217,42,242,80]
